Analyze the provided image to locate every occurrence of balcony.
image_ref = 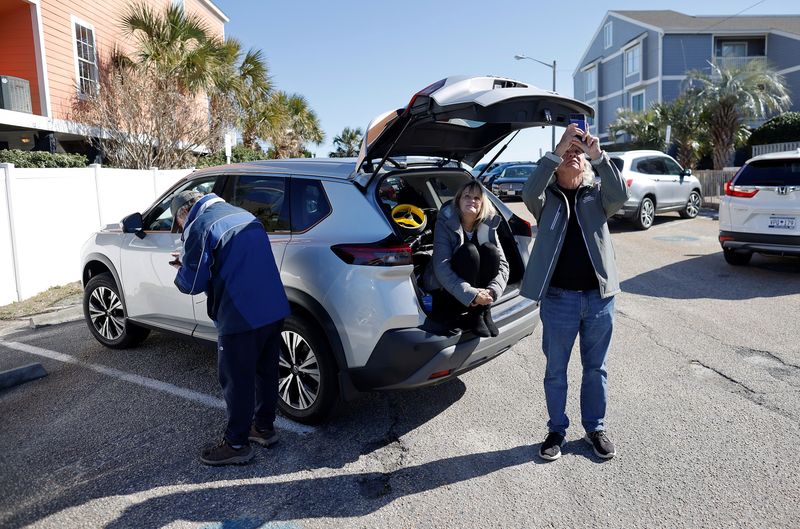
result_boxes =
[713,56,767,70]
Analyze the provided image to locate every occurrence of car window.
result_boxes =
[735,159,800,186]
[230,175,289,233]
[291,178,331,232]
[662,157,683,176]
[610,158,624,172]
[505,166,534,178]
[634,157,668,175]
[144,176,218,232]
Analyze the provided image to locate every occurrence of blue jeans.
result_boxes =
[540,287,615,436]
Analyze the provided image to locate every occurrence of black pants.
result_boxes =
[432,241,501,323]
[217,319,284,445]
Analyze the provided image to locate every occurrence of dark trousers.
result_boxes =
[432,241,501,322]
[217,319,284,445]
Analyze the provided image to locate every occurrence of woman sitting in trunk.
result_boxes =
[425,181,509,337]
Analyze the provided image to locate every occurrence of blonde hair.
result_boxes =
[453,180,496,230]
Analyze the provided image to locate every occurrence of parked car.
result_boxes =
[607,150,702,230]
[719,149,800,265]
[491,164,537,200]
[80,75,594,424]
[479,161,535,187]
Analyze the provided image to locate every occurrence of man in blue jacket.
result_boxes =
[171,190,290,466]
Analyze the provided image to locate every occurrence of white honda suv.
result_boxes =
[719,149,800,265]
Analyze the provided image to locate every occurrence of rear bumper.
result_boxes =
[719,230,800,256]
[348,294,539,390]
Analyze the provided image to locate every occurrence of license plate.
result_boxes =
[768,216,796,229]
[507,190,516,195]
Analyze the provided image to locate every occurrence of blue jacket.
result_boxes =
[174,193,290,336]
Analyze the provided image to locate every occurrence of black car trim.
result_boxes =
[719,230,800,246]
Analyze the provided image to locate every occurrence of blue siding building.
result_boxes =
[573,10,800,144]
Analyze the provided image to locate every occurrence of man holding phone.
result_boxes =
[521,120,629,461]
[170,190,290,466]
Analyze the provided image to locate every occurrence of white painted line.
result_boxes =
[0,340,315,434]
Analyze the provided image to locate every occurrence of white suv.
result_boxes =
[719,149,800,265]
[80,76,595,423]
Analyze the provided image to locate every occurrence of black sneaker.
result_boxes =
[538,432,565,461]
[248,424,278,447]
[200,440,254,466]
[584,430,616,459]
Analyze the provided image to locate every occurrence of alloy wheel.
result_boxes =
[279,330,321,410]
[640,199,655,228]
[686,192,701,218]
[88,286,125,341]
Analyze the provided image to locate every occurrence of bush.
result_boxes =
[0,149,88,168]
[195,145,265,168]
[748,112,800,146]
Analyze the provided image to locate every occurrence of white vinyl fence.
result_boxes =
[1,164,193,306]
[751,142,800,157]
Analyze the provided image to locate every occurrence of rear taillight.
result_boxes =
[626,178,634,187]
[331,239,413,266]
[405,78,447,115]
[724,180,759,198]
[509,215,532,237]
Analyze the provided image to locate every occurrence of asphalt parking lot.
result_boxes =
[1,206,799,529]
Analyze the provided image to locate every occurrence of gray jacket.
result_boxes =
[424,202,509,306]
[520,151,629,301]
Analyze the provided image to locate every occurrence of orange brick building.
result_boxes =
[0,0,227,154]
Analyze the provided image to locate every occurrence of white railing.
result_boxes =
[713,56,767,70]
[1,164,192,305]
[752,142,800,157]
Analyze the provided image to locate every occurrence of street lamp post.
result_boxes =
[515,54,557,151]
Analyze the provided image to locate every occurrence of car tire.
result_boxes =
[723,248,752,266]
[277,314,339,424]
[83,273,150,349]
[679,190,702,219]
[633,196,655,230]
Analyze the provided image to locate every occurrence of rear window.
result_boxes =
[735,159,800,186]
[610,158,624,171]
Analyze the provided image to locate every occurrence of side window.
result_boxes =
[230,175,289,233]
[144,176,217,231]
[610,158,624,172]
[291,179,331,232]
[634,157,660,175]
[662,157,683,176]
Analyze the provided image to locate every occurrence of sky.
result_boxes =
[213,0,799,165]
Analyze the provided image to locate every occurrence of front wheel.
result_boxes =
[680,190,702,219]
[633,197,655,230]
[83,273,150,348]
[277,314,339,424]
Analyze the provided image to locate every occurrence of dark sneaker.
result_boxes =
[538,432,565,461]
[248,424,278,447]
[585,430,616,459]
[200,440,254,466]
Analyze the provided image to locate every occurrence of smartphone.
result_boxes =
[569,113,587,132]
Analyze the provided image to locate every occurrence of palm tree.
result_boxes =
[607,107,665,149]
[329,127,363,157]
[687,61,791,169]
[264,92,325,158]
[653,96,708,170]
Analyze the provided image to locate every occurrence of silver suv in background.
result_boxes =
[608,150,702,230]
[80,76,595,424]
[719,149,800,265]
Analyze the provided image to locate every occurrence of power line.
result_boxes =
[700,0,768,31]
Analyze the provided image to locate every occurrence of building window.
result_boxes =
[625,45,641,77]
[604,22,613,49]
[73,20,98,97]
[631,91,645,113]
[585,67,597,94]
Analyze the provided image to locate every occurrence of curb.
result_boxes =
[0,304,83,337]
[0,363,47,391]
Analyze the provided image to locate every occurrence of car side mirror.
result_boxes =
[681,168,692,177]
[121,212,145,239]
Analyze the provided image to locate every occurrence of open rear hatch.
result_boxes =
[352,75,595,187]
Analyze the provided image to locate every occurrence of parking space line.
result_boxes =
[0,340,315,434]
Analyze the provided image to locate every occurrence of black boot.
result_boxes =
[464,308,491,337]
[483,307,499,337]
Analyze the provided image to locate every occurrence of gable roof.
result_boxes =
[611,10,800,36]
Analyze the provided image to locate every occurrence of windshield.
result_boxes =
[735,159,800,186]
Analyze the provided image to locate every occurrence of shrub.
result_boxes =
[748,112,800,146]
[195,145,265,168]
[0,149,88,168]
